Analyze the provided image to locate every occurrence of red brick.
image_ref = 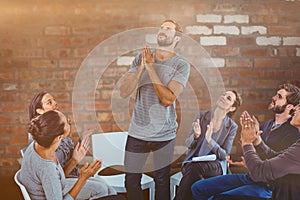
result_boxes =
[59,59,82,68]
[251,15,278,24]
[99,123,113,132]
[74,112,95,122]
[254,58,280,68]
[14,49,43,58]
[45,48,72,58]
[227,37,256,46]
[243,90,275,101]
[279,15,300,24]
[268,26,299,36]
[277,47,297,57]
[280,58,300,69]
[45,26,71,36]
[0,60,29,69]
[226,58,252,68]
[241,48,268,57]
[63,70,77,80]
[72,26,99,35]
[241,4,270,14]
[112,124,124,132]
[30,59,58,68]
[219,68,237,77]
[96,101,112,111]
[194,3,213,12]
[0,157,16,167]
[85,101,111,111]
[0,115,12,124]
[237,69,265,78]
[0,49,13,57]
[5,145,22,155]
[0,92,18,101]
[0,125,25,135]
[212,47,240,57]
[0,103,26,113]
[0,38,37,47]
[231,79,253,88]
[213,3,239,12]
[10,136,27,145]
[0,72,14,80]
[73,48,92,58]
[254,80,281,89]
[87,35,110,46]
[265,69,292,78]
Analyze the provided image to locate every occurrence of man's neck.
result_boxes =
[274,112,291,125]
[155,48,175,61]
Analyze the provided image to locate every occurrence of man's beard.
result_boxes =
[272,103,287,114]
[157,33,174,46]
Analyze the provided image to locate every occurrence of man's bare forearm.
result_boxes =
[146,64,176,106]
[119,69,143,98]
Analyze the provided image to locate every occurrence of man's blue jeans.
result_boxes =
[191,174,273,200]
[124,135,175,200]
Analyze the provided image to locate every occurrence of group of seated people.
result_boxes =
[19,91,123,200]
[174,83,300,200]
[18,82,300,200]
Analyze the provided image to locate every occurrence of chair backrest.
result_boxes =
[92,132,128,171]
[20,147,26,157]
[14,170,31,200]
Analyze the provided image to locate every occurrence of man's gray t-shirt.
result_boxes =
[128,51,190,141]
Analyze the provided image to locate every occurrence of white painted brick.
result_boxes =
[214,26,240,35]
[3,83,17,91]
[197,14,222,23]
[200,36,226,46]
[185,26,212,35]
[145,34,157,44]
[242,26,267,35]
[296,48,300,57]
[256,37,281,46]
[117,56,135,66]
[224,15,249,24]
[211,58,225,68]
[283,37,300,46]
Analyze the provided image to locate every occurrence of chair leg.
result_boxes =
[170,185,176,200]
[149,187,155,200]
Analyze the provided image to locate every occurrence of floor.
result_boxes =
[1,175,23,199]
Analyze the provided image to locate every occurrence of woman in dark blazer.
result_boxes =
[175,90,242,200]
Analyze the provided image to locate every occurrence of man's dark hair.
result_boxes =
[163,19,183,35]
[279,83,300,106]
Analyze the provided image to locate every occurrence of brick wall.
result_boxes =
[0,0,299,176]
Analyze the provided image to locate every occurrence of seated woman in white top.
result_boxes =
[19,110,110,200]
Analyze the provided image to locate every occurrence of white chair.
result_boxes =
[92,132,155,200]
[170,171,182,200]
[14,169,31,200]
[20,147,26,157]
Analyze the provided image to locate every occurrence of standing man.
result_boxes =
[119,19,190,200]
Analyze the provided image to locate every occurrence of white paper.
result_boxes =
[191,154,216,162]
